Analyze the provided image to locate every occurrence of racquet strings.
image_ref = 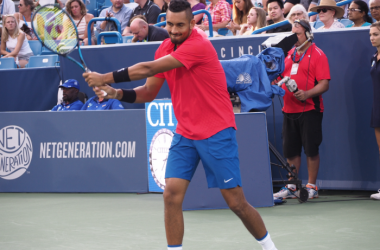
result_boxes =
[33,6,78,55]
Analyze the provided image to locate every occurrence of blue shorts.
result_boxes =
[165,127,242,189]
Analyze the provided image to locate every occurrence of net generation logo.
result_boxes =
[0,126,33,180]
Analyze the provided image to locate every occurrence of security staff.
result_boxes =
[81,89,124,110]
[51,79,84,111]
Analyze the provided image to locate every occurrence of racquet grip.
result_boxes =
[86,68,108,97]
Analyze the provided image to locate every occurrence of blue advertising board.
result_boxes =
[0,110,149,193]
[145,99,178,192]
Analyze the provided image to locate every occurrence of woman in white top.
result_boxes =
[65,0,94,45]
[1,15,33,68]
[239,7,266,35]
[310,0,345,30]
[13,0,37,40]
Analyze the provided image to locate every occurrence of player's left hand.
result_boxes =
[83,72,105,87]
[294,89,309,101]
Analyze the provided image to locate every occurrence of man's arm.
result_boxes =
[84,55,184,86]
[93,77,166,103]
[294,79,329,101]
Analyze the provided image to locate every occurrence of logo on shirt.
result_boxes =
[372,61,375,67]
[236,73,252,84]
[0,126,33,180]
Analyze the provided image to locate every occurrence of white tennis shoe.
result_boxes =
[370,189,380,200]
[273,186,298,199]
[306,184,319,199]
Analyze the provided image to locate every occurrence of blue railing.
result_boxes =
[154,10,214,37]
[87,17,121,45]
[252,0,353,34]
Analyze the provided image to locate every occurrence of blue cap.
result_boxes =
[59,79,80,90]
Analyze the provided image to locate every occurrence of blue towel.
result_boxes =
[220,54,285,112]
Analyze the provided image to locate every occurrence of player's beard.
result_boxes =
[169,29,191,45]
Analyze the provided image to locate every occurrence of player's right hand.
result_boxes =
[83,72,104,87]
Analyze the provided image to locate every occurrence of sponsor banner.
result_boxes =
[145,100,177,192]
[0,110,148,193]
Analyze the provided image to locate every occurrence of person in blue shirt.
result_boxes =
[81,88,124,110]
[51,79,84,111]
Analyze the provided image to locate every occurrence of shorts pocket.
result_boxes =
[208,128,234,159]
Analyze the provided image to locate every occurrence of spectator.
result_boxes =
[266,0,292,33]
[310,0,345,30]
[369,21,380,200]
[309,0,345,22]
[239,7,266,35]
[14,0,37,40]
[0,0,16,35]
[152,0,169,22]
[129,15,169,42]
[347,0,373,27]
[122,0,161,35]
[51,80,84,111]
[1,15,33,68]
[197,0,231,32]
[288,4,309,24]
[273,19,330,200]
[65,0,94,45]
[226,0,254,35]
[283,0,301,17]
[97,0,133,36]
[81,89,124,110]
[188,0,206,24]
[370,0,380,22]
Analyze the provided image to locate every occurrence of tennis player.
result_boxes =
[83,1,277,249]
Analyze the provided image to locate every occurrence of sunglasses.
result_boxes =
[317,8,333,13]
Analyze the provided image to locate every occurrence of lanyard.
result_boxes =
[23,14,28,27]
[292,46,310,63]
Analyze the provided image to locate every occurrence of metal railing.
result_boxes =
[252,0,353,34]
[154,10,214,37]
[87,17,121,45]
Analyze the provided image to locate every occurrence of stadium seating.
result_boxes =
[26,55,59,68]
[0,58,17,70]
[97,31,123,44]
[28,40,42,56]
[123,36,134,43]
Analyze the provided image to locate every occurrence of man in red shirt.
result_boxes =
[83,1,277,249]
[273,19,330,200]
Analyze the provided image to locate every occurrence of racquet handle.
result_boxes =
[85,68,108,97]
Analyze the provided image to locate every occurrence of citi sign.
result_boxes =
[0,126,33,180]
[146,101,176,127]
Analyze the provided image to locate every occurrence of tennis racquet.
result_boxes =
[32,4,91,71]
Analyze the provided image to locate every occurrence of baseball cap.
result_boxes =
[59,79,80,90]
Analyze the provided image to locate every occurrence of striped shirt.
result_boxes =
[202,0,231,26]
[74,17,87,39]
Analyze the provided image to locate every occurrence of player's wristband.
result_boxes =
[120,89,136,103]
[113,67,131,83]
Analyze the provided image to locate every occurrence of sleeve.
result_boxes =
[171,38,208,70]
[51,105,58,111]
[81,100,90,110]
[315,52,331,81]
[96,9,107,32]
[111,100,124,110]
[218,2,232,22]
[121,8,133,31]
[70,101,84,110]
[6,0,15,14]
[151,28,169,41]
[146,5,161,24]
[154,45,166,79]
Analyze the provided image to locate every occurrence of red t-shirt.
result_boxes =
[154,29,236,140]
[282,43,331,113]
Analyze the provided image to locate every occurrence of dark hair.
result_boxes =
[168,0,193,21]
[266,0,284,9]
[352,0,373,24]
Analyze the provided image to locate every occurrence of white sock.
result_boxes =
[287,184,296,190]
[307,183,316,188]
[257,232,277,250]
[168,245,182,250]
